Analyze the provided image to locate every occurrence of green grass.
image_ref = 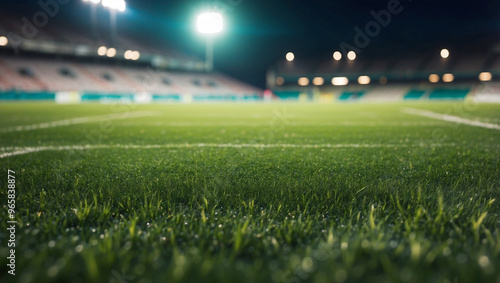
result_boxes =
[0,101,499,283]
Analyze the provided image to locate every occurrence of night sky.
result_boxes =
[2,0,500,88]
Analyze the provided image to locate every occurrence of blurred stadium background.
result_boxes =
[0,1,498,104]
[269,48,500,103]
[0,5,261,103]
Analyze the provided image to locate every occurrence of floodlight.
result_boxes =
[106,47,116,57]
[132,51,140,60]
[298,77,309,86]
[333,51,342,61]
[97,46,107,56]
[442,73,454,82]
[196,12,223,34]
[312,77,324,86]
[358,76,370,85]
[429,74,439,83]
[347,51,356,60]
[102,0,126,12]
[332,77,349,86]
[0,36,8,46]
[479,72,492,82]
[440,49,449,59]
[124,50,132,59]
[286,52,294,62]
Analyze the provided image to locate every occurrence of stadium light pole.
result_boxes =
[196,12,223,71]
[82,0,101,42]
[102,0,126,46]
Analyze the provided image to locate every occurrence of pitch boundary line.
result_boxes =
[118,121,448,127]
[402,108,500,130]
[0,111,161,133]
[0,143,456,159]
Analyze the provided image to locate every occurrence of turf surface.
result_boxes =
[0,102,499,283]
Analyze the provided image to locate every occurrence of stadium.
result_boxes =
[0,0,499,282]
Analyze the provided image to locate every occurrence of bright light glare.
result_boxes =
[106,47,116,57]
[440,49,449,59]
[286,52,294,62]
[333,51,342,61]
[196,12,223,34]
[83,0,101,3]
[298,77,309,86]
[442,73,454,82]
[479,72,492,82]
[102,0,126,12]
[97,46,107,56]
[0,36,8,46]
[312,77,324,86]
[124,50,140,60]
[332,77,349,86]
[429,74,439,83]
[124,50,132,59]
[358,76,370,85]
[132,51,140,60]
[276,77,284,85]
[347,51,356,60]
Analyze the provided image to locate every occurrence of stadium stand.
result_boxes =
[268,49,500,102]
[0,11,261,102]
[0,57,261,100]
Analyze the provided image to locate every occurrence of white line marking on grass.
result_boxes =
[403,108,500,130]
[0,111,161,133]
[117,121,447,127]
[0,143,455,159]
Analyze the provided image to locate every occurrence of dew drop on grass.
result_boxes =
[341,242,348,250]
[75,245,83,253]
[479,256,490,268]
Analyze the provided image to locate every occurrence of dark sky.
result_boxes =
[3,0,500,88]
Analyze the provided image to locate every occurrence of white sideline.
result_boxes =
[118,121,447,127]
[0,111,161,133]
[402,108,500,130]
[0,143,454,159]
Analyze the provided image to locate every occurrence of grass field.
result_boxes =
[0,101,499,283]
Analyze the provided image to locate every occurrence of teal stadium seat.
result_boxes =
[338,91,365,101]
[428,89,470,100]
[403,89,426,100]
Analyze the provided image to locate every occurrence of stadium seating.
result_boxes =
[0,56,260,101]
[428,88,470,100]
